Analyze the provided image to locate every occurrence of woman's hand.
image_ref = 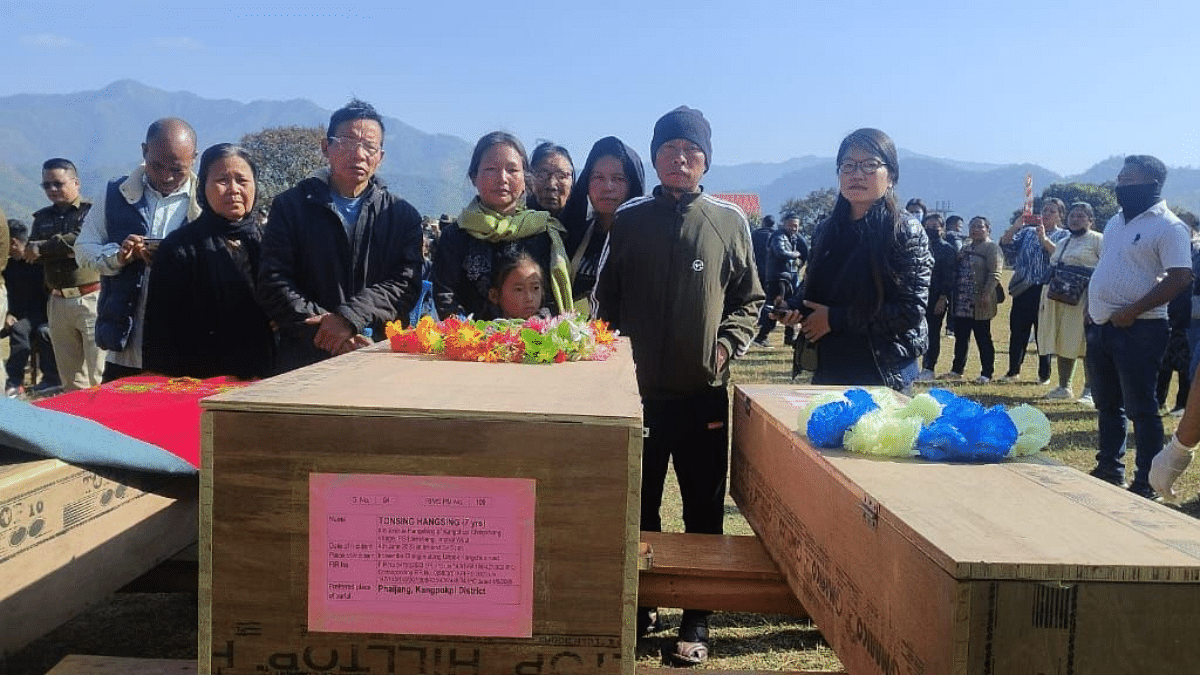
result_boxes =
[799,301,830,341]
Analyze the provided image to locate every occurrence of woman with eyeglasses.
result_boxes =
[432,132,573,319]
[558,136,646,314]
[526,142,574,220]
[778,128,932,391]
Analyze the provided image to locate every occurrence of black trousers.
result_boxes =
[5,319,58,387]
[640,386,729,536]
[952,318,995,379]
[1007,285,1051,380]
[922,308,946,371]
[101,361,144,383]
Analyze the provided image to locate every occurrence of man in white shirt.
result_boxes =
[75,118,199,381]
[1086,155,1192,499]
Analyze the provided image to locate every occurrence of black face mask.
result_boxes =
[1114,182,1162,219]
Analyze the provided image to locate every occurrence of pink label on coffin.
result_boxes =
[308,473,536,637]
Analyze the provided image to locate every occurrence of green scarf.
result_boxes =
[458,197,574,316]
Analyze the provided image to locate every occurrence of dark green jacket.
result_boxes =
[595,187,763,400]
[30,200,98,290]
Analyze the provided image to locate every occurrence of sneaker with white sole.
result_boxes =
[937,371,963,381]
[995,374,1019,383]
[915,369,935,382]
[972,375,991,385]
[1044,386,1073,400]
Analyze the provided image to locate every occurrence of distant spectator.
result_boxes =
[559,135,645,314]
[751,214,775,292]
[1087,155,1192,500]
[76,118,200,382]
[257,99,424,373]
[905,197,926,221]
[1158,271,1191,415]
[1037,201,1102,402]
[917,213,957,380]
[944,214,966,250]
[143,143,275,379]
[27,158,104,390]
[940,216,1002,383]
[754,212,807,347]
[526,142,574,219]
[0,207,9,341]
[4,219,59,396]
[998,197,1069,383]
[433,132,571,320]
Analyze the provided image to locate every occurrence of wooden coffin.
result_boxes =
[731,384,1200,675]
[200,342,642,675]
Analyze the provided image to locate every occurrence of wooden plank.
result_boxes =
[45,657,844,675]
[201,340,643,425]
[200,347,642,675]
[731,384,1200,675]
[639,532,807,616]
[638,662,844,667]
[46,655,197,674]
[0,449,197,658]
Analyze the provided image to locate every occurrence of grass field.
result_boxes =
[635,293,1200,671]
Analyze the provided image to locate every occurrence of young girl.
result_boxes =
[489,252,546,319]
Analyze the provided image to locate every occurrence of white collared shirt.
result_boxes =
[1088,201,1192,323]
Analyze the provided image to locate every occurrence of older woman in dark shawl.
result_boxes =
[143,143,274,378]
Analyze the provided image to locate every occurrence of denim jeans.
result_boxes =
[1085,319,1169,488]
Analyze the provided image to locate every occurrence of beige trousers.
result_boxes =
[47,292,106,391]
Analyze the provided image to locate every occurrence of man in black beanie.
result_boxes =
[594,105,763,664]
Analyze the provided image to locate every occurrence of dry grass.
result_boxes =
[636,292,1200,671]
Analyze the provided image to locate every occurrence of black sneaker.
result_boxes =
[1128,483,1163,502]
[636,606,660,638]
[1088,467,1127,489]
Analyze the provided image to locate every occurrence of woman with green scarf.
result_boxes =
[432,132,572,320]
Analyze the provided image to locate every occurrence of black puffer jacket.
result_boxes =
[801,209,931,391]
[257,173,423,373]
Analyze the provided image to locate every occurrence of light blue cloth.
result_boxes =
[0,397,197,474]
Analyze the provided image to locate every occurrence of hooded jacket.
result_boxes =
[559,136,646,305]
[257,171,423,373]
[594,187,763,399]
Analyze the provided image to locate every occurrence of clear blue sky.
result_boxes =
[5,0,1199,176]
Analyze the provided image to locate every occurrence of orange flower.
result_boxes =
[592,320,616,345]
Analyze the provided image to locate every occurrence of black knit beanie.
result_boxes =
[651,106,711,171]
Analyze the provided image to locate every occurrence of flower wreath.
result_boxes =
[385,314,617,364]
[800,387,1052,462]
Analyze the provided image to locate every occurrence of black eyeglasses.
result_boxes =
[41,181,67,190]
[837,160,887,175]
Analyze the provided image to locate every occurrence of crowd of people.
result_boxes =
[4,98,1200,660]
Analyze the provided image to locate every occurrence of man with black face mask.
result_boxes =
[1085,155,1192,500]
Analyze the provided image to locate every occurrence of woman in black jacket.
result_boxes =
[143,143,274,378]
[779,128,932,391]
[559,136,645,314]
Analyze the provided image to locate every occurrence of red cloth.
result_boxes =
[33,375,254,468]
